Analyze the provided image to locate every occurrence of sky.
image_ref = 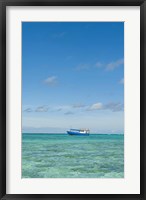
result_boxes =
[22,22,124,134]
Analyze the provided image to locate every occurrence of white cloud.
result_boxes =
[56,108,62,111]
[87,102,103,111]
[95,62,103,68]
[44,76,57,86]
[106,59,124,71]
[64,111,74,115]
[55,105,71,111]
[24,108,33,112]
[87,102,123,112]
[35,105,49,112]
[104,102,123,112]
[52,32,66,38]
[72,103,86,108]
[74,59,123,72]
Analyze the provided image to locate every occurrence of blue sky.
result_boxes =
[22,22,124,133]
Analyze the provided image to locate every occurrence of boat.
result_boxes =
[67,129,90,136]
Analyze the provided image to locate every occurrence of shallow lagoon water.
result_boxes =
[22,133,124,178]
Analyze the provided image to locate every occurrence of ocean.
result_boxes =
[22,133,124,178]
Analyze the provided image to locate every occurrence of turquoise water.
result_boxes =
[22,133,124,178]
